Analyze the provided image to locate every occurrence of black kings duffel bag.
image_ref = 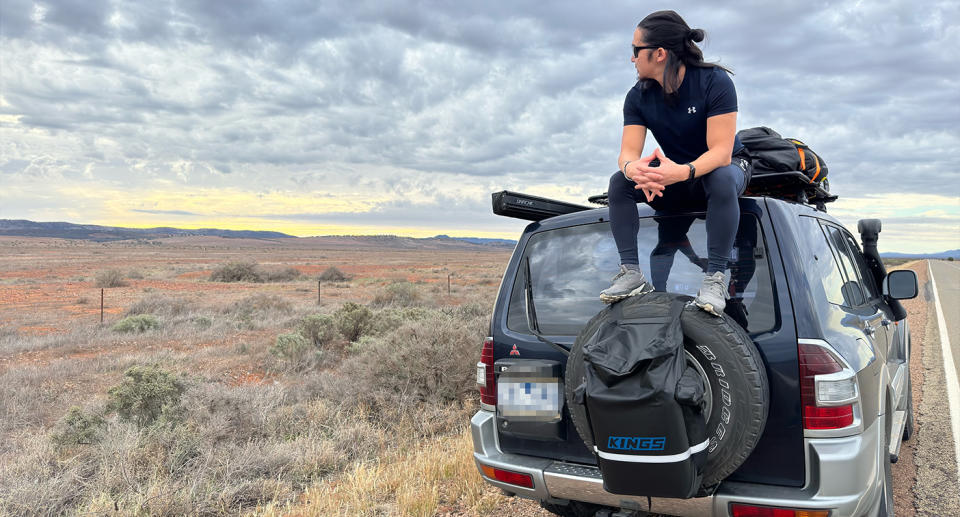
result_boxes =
[568,291,770,494]
[577,294,707,499]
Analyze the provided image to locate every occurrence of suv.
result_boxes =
[472,191,919,517]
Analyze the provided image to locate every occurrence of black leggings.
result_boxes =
[608,153,751,274]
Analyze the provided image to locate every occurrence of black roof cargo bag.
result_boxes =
[738,126,836,209]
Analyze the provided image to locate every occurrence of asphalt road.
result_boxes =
[917,260,960,514]
[930,260,960,392]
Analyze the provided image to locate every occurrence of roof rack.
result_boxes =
[493,170,838,222]
[744,171,837,212]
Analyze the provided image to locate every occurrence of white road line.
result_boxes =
[929,260,960,485]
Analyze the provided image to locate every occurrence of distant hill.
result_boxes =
[0,219,519,249]
[431,234,517,248]
[880,249,960,260]
[0,219,294,241]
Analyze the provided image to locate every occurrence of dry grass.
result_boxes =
[0,239,511,516]
[261,427,509,516]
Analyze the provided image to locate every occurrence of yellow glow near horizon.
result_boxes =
[49,185,526,239]
[9,184,957,246]
[91,219,522,239]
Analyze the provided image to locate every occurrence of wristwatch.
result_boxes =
[685,163,696,182]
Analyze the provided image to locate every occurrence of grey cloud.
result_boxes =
[0,0,34,39]
[131,209,201,216]
[1,0,957,247]
[238,195,527,232]
[41,0,113,35]
[0,159,30,174]
[879,216,960,226]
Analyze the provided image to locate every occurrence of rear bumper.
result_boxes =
[471,410,884,517]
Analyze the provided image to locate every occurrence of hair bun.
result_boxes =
[688,28,705,42]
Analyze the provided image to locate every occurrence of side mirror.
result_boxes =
[884,270,918,300]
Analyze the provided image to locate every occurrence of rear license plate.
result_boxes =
[498,379,560,418]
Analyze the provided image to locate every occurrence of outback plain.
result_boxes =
[0,236,932,516]
[0,234,548,516]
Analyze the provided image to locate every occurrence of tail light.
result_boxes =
[479,464,534,488]
[729,503,829,517]
[799,342,858,430]
[478,337,496,406]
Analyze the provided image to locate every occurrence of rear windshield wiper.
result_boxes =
[524,256,570,356]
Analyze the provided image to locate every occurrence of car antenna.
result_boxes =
[524,256,570,356]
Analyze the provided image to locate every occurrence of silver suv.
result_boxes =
[472,193,918,517]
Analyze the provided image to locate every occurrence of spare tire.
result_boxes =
[565,292,769,487]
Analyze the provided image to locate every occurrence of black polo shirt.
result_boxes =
[623,66,744,164]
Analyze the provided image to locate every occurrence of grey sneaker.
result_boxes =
[694,271,730,316]
[599,265,654,304]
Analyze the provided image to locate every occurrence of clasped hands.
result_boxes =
[623,148,688,202]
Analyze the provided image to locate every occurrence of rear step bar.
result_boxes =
[889,408,907,463]
[545,462,713,516]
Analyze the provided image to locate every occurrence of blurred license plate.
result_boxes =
[498,379,560,418]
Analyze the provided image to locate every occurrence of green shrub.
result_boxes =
[318,266,351,283]
[456,302,490,319]
[210,261,263,282]
[270,332,316,369]
[112,314,160,333]
[126,294,191,317]
[319,310,486,414]
[397,306,433,320]
[371,281,422,307]
[333,302,374,342]
[106,365,185,427]
[51,406,104,446]
[367,306,433,335]
[298,314,338,347]
[262,266,302,282]
[95,269,128,288]
[193,316,213,329]
[226,294,293,317]
[225,294,293,330]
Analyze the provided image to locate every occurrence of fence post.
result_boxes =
[100,288,104,324]
[318,279,322,305]
[448,273,451,296]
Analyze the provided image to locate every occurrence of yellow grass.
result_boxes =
[259,428,508,516]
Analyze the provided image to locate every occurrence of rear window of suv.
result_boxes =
[506,213,777,336]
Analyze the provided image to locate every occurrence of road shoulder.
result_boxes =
[915,262,960,515]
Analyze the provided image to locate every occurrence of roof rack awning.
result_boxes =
[491,191,592,221]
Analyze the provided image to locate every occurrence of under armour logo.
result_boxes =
[688,106,697,114]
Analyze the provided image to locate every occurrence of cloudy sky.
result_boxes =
[2,1,958,252]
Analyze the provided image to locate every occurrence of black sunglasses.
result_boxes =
[632,45,659,58]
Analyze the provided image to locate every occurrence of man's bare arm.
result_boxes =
[618,124,647,178]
